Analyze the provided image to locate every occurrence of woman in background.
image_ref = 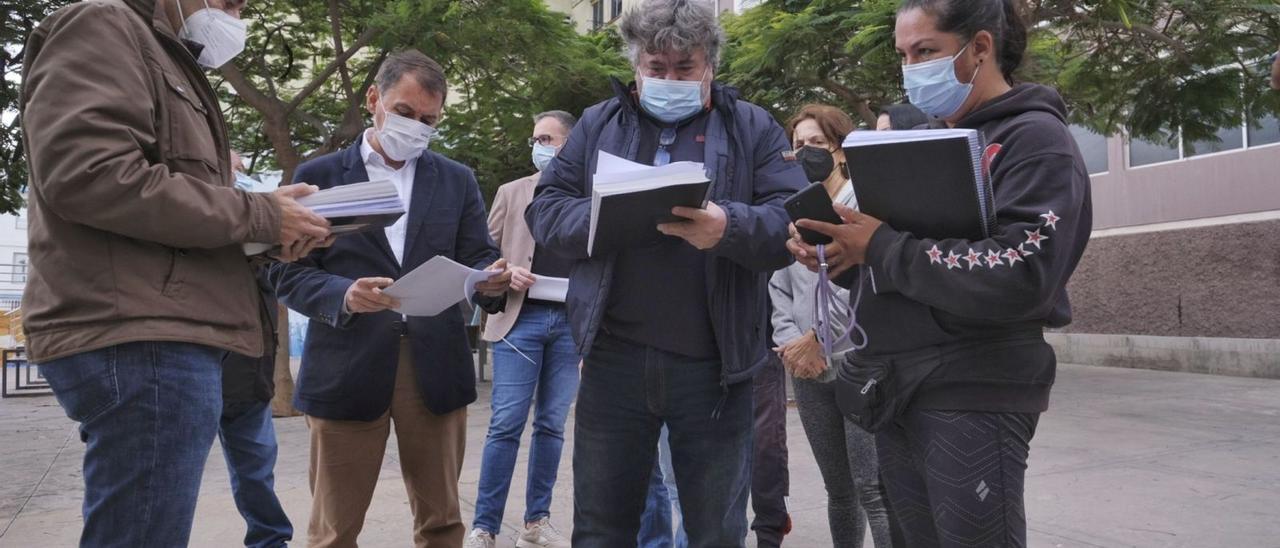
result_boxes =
[770,104,893,548]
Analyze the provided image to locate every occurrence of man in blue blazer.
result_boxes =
[264,50,511,548]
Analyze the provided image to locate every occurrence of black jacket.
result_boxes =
[525,79,807,385]
[843,84,1093,413]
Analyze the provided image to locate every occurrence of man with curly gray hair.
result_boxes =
[525,0,808,546]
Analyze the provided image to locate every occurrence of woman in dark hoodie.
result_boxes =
[787,0,1092,546]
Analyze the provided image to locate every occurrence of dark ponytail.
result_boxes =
[899,0,1028,84]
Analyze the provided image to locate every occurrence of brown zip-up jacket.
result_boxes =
[19,0,282,362]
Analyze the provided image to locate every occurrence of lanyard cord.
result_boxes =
[814,244,868,357]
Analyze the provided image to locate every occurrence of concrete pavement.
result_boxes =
[3,363,1280,547]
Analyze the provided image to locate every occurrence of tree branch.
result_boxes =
[285,26,380,114]
[328,0,356,101]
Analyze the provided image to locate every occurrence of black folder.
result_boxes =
[589,152,711,256]
[842,129,994,241]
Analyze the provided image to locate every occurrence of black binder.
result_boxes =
[588,152,711,256]
[842,129,994,241]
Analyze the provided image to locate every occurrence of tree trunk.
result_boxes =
[270,302,300,417]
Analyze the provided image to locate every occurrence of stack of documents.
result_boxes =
[298,180,406,236]
[382,256,499,317]
[588,151,711,256]
[244,180,406,255]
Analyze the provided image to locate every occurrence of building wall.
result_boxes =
[1090,136,1280,230]
[0,210,28,310]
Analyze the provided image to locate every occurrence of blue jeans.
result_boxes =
[472,303,580,534]
[638,426,688,548]
[220,400,293,548]
[38,342,225,547]
[573,333,753,548]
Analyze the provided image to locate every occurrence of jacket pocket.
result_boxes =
[160,71,219,174]
[38,347,121,425]
[161,247,187,298]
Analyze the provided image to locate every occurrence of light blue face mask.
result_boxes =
[901,43,980,119]
[233,171,259,192]
[638,69,709,124]
[531,142,558,172]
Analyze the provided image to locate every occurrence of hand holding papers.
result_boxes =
[382,256,502,317]
[588,151,711,256]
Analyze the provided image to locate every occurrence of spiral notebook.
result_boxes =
[842,129,994,241]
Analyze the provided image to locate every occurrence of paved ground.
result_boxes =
[3,363,1280,547]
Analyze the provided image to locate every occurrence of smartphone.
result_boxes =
[784,182,843,245]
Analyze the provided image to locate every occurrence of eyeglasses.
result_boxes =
[528,135,555,147]
[654,127,677,166]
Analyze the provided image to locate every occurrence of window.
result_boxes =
[1184,124,1244,158]
[12,253,27,284]
[591,0,603,29]
[1069,125,1109,175]
[1248,114,1280,147]
[1128,130,1180,168]
[14,212,25,230]
[611,0,623,20]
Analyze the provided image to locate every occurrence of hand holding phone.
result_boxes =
[784,182,844,245]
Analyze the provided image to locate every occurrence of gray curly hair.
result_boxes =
[618,0,726,68]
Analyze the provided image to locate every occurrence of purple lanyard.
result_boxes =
[814,244,868,358]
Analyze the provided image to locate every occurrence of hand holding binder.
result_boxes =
[656,202,727,250]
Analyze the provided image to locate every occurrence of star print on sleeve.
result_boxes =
[1040,210,1060,231]
[944,251,962,270]
[1024,229,1048,250]
[924,210,1064,272]
[964,248,983,270]
[926,244,944,264]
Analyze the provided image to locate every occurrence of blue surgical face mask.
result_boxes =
[902,43,980,119]
[638,69,709,124]
[233,171,259,192]
[531,142,558,172]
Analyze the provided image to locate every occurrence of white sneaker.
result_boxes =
[516,517,571,548]
[464,529,496,548]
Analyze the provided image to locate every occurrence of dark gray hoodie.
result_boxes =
[843,83,1093,413]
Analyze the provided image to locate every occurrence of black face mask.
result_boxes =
[796,145,835,183]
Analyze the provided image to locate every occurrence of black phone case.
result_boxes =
[784,182,842,245]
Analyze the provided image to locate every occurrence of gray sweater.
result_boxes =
[769,182,857,383]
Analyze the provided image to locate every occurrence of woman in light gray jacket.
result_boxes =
[772,105,892,548]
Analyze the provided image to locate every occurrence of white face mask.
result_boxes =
[375,96,437,162]
[176,0,248,69]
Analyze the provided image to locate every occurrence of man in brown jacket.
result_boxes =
[19,0,330,545]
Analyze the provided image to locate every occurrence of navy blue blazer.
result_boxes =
[265,137,502,420]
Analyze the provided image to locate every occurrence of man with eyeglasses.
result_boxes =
[465,110,579,548]
[524,0,807,545]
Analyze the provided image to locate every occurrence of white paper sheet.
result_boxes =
[526,276,569,303]
[382,256,497,317]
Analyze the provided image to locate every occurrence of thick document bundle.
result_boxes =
[244,180,405,255]
[588,151,711,256]
[842,129,994,241]
[298,180,406,236]
[382,256,498,317]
